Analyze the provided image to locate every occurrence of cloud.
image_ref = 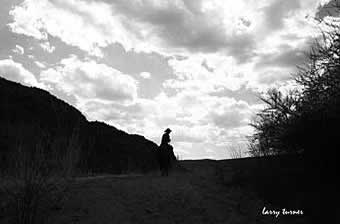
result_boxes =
[9,0,120,57]
[165,54,252,92]
[208,100,252,129]
[12,44,24,55]
[105,0,260,62]
[255,44,308,69]
[34,61,46,68]
[263,0,301,31]
[40,55,138,104]
[4,0,334,159]
[7,0,259,62]
[40,41,55,53]
[75,85,254,158]
[0,59,42,88]
[256,69,292,84]
[316,0,340,19]
[140,72,151,79]
[8,0,327,61]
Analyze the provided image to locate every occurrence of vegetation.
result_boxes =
[0,127,80,224]
[249,17,340,165]
[245,13,339,222]
[227,144,244,159]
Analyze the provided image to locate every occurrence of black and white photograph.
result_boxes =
[0,0,338,223]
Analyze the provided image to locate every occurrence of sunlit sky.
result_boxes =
[0,0,336,159]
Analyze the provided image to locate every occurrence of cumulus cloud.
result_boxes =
[6,0,262,62]
[316,0,340,19]
[140,72,151,79]
[40,41,55,53]
[164,54,252,92]
[9,0,119,57]
[12,45,24,55]
[208,100,252,129]
[0,59,42,88]
[74,84,254,159]
[263,0,301,31]
[4,0,336,159]
[8,0,327,60]
[40,55,138,104]
[34,61,46,68]
[255,44,307,69]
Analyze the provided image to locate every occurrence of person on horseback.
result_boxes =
[159,128,174,176]
[161,128,171,146]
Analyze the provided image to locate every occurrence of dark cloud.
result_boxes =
[9,0,259,63]
[209,85,261,105]
[0,0,23,29]
[172,134,205,143]
[201,59,214,73]
[82,100,145,122]
[225,34,256,63]
[240,18,252,27]
[100,43,174,98]
[0,27,42,77]
[4,0,323,160]
[263,0,301,31]
[315,0,340,20]
[107,0,256,62]
[255,44,308,69]
[257,69,291,84]
[255,43,309,85]
[182,0,203,14]
[0,23,87,75]
[208,102,250,129]
[210,110,247,129]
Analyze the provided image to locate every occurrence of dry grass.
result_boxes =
[47,160,283,224]
[0,128,81,224]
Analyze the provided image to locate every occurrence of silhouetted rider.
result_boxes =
[159,128,174,176]
[161,128,171,146]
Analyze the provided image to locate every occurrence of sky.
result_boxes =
[0,0,337,159]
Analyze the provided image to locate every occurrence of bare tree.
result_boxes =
[227,144,244,159]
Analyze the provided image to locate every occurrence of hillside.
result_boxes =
[0,77,159,173]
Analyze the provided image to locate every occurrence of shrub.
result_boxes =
[249,16,340,162]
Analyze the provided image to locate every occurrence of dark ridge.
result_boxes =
[0,77,159,174]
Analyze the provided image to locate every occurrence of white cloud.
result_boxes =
[165,54,251,92]
[40,41,55,53]
[0,59,43,88]
[40,55,138,105]
[140,72,151,79]
[5,0,336,159]
[77,86,255,159]
[8,0,160,57]
[8,0,323,60]
[12,45,24,55]
[34,61,46,68]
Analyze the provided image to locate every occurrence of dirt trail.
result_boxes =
[50,161,277,224]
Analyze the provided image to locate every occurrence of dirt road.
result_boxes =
[50,160,279,224]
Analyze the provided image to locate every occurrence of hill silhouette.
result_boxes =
[0,77,159,174]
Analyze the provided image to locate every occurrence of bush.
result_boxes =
[247,13,339,222]
[249,16,340,163]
